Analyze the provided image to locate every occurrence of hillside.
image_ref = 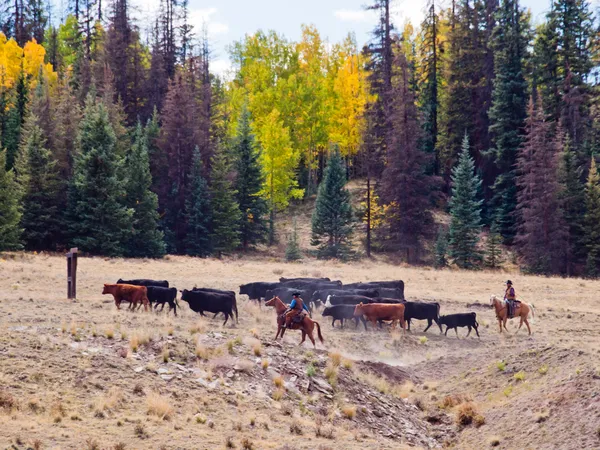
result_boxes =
[1,253,599,449]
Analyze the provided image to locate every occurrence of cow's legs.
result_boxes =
[340,318,344,329]
[444,326,449,336]
[475,324,480,337]
[466,326,472,337]
[423,319,432,333]
[407,319,411,332]
[435,319,443,333]
[222,313,229,326]
[331,318,336,327]
[454,328,459,338]
[370,318,378,330]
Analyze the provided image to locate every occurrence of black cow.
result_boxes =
[439,313,480,338]
[322,304,367,330]
[180,289,237,326]
[344,281,404,299]
[311,289,378,307]
[117,278,169,288]
[279,277,330,283]
[403,301,442,333]
[375,288,403,300]
[191,288,238,322]
[325,294,373,306]
[146,286,178,316]
[239,282,279,302]
[279,280,342,290]
[370,297,402,304]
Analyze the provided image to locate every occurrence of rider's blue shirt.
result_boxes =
[289,298,310,312]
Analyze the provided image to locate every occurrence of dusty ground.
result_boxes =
[1,253,599,450]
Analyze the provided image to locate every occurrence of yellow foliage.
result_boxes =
[0,34,57,90]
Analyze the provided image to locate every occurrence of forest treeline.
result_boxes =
[1,0,600,276]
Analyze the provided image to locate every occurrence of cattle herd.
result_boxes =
[101,276,480,338]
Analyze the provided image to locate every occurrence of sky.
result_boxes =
[128,0,579,77]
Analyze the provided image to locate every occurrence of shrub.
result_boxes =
[225,436,235,448]
[455,402,480,426]
[496,361,506,371]
[0,391,18,411]
[261,359,269,370]
[272,389,285,401]
[514,371,526,382]
[252,343,262,356]
[273,375,284,389]
[290,423,303,435]
[306,363,316,377]
[146,393,174,420]
[324,363,338,386]
[538,365,549,375]
[241,438,254,450]
[341,405,356,419]
[328,351,342,367]
[419,336,428,345]
[134,423,149,439]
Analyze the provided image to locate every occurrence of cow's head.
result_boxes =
[438,315,448,325]
[321,306,333,317]
[102,284,111,294]
[353,302,365,316]
[180,289,190,302]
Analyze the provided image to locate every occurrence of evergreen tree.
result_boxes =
[285,218,302,261]
[184,147,212,257]
[209,149,241,257]
[558,134,585,274]
[516,98,567,274]
[434,227,448,268]
[67,96,133,256]
[123,123,165,258]
[4,69,28,170]
[583,157,600,277]
[487,0,529,240]
[380,50,439,262]
[233,105,268,250]
[311,150,354,259]
[0,149,22,250]
[485,222,503,268]
[448,134,483,269]
[15,116,62,250]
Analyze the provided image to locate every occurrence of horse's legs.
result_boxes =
[524,318,531,335]
[516,317,524,334]
[307,329,316,348]
[299,330,306,346]
[503,317,509,332]
[275,326,281,339]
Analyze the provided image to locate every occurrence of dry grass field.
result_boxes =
[1,252,600,450]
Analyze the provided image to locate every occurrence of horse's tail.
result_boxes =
[528,303,535,322]
[315,320,324,344]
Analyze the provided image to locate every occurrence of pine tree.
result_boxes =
[448,134,483,269]
[516,98,567,274]
[583,157,600,277]
[558,134,585,274]
[434,227,448,268]
[4,69,28,170]
[285,218,302,261]
[123,123,165,258]
[487,0,529,240]
[485,222,503,269]
[0,149,22,250]
[380,50,439,262]
[15,116,62,250]
[184,147,212,257]
[234,105,268,250]
[209,149,241,257]
[311,150,354,259]
[67,96,133,256]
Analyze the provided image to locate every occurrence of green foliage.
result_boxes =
[67,96,133,256]
[434,227,448,268]
[448,135,482,269]
[123,123,165,258]
[209,149,241,256]
[185,147,212,257]
[485,223,503,269]
[4,71,29,170]
[15,116,62,250]
[285,218,302,261]
[311,150,354,259]
[0,149,23,250]
[234,105,268,250]
[583,158,600,277]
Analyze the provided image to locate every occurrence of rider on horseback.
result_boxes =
[282,292,310,329]
[504,280,517,318]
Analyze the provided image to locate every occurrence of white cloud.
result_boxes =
[208,22,230,35]
[210,59,233,79]
[334,9,373,22]
[189,7,229,36]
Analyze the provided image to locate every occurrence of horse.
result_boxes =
[264,296,324,348]
[489,294,535,335]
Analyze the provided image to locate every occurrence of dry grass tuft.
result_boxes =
[341,404,357,419]
[290,423,303,435]
[273,375,284,389]
[440,393,471,409]
[328,351,342,367]
[146,392,174,420]
[514,371,526,382]
[95,387,123,414]
[195,341,213,360]
[0,390,18,411]
[134,423,149,439]
[189,318,207,335]
[31,439,43,450]
[225,436,236,448]
[104,326,115,339]
[538,364,549,375]
[490,437,501,447]
[252,342,262,356]
[455,402,483,427]
[129,330,151,352]
[324,362,339,387]
[85,439,100,450]
[261,359,269,370]
[496,361,506,371]
[241,437,255,450]
[342,358,353,369]
[272,388,285,401]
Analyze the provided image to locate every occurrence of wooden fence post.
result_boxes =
[67,248,78,299]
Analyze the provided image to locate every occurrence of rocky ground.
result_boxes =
[1,253,599,450]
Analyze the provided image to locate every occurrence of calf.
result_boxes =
[117,278,169,288]
[180,289,236,326]
[146,286,178,316]
[403,302,442,333]
[191,288,238,322]
[439,313,480,338]
[103,284,149,311]
[325,294,373,307]
[321,304,367,329]
[353,302,406,333]
[239,282,279,302]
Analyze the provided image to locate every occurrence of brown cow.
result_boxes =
[102,284,150,312]
[354,302,406,334]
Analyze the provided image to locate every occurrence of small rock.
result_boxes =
[373,410,384,418]
[213,332,223,339]
[161,375,175,381]
[195,378,210,388]
[157,367,170,375]
[134,366,144,373]
[226,371,234,378]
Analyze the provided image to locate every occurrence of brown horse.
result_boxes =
[265,296,324,348]
[489,294,534,335]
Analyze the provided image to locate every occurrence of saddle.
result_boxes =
[506,300,521,318]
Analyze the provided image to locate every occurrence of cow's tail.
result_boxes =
[315,320,324,344]
[325,295,332,308]
[234,298,239,324]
